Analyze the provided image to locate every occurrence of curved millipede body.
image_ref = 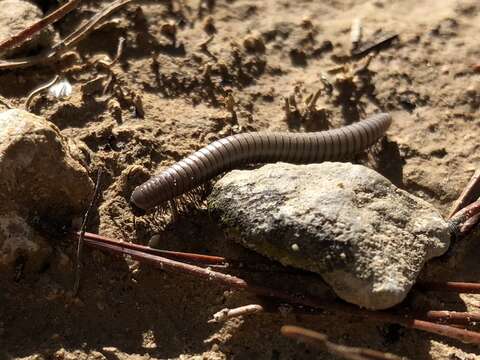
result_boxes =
[130,113,392,212]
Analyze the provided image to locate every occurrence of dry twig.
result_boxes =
[206,300,480,327]
[209,304,264,323]
[0,0,137,70]
[449,169,480,219]
[198,35,216,60]
[79,231,226,266]
[418,281,480,294]
[73,170,103,295]
[418,310,480,326]
[80,232,310,274]
[351,33,398,58]
[281,325,403,360]
[449,200,480,237]
[0,0,81,56]
[80,233,480,345]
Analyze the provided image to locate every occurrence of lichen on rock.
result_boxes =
[208,162,451,310]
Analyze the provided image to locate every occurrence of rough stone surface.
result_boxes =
[208,162,451,310]
[0,212,51,272]
[0,0,58,58]
[0,109,94,271]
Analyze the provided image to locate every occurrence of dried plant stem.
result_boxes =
[350,18,362,52]
[57,0,134,51]
[0,0,138,70]
[82,235,480,345]
[418,281,480,294]
[211,301,480,327]
[97,36,125,68]
[80,231,308,274]
[73,170,103,295]
[448,169,480,219]
[25,75,59,109]
[79,231,226,265]
[281,325,403,360]
[208,304,264,323]
[419,310,480,326]
[0,0,81,56]
[211,302,480,327]
[206,298,480,327]
[351,33,398,58]
[448,200,480,237]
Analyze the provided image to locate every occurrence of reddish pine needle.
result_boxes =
[281,325,402,360]
[419,310,480,326]
[417,281,480,294]
[449,200,480,237]
[79,231,226,265]
[449,169,480,219]
[80,233,480,345]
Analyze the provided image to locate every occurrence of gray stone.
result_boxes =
[208,162,450,310]
[0,0,58,58]
[0,109,94,271]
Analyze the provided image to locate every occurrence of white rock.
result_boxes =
[208,162,450,309]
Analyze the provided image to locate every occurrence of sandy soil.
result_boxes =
[1,0,480,359]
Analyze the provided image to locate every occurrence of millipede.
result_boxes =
[130,112,392,214]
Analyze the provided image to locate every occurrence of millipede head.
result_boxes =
[129,174,173,213]
[129,198,147,216]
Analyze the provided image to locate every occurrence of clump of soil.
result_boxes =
[1,0,480,359]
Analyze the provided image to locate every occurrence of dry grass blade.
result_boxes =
[0,0,81,56]
[0,0,138,70]
[25,75,59,110]
[281,325,403,360]
[58,0,135,50]
[73,170,103,295]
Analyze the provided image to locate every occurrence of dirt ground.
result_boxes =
[1,0,480,359]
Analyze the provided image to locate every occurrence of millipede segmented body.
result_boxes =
[130,113,392,212]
